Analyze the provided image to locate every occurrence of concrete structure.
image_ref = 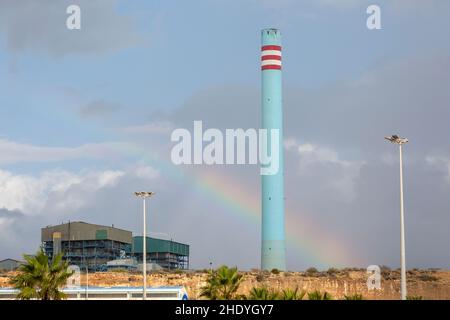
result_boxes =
[42,221,132,271]
[137,262,163,272]
[0,259,22,271]
[0,286,189,300]
[261,28,286,271]
[132,236,189,270]
[106,258,138,271]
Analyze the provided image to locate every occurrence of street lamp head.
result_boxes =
[385,135,408,145]
[134,191,155,198]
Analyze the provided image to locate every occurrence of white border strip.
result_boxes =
[261,50,282,57]
[261,60,282,66]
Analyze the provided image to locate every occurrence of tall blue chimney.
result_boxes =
[261,28,286,271]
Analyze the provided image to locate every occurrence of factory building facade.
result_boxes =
[41,221,132,271]
[132,236,189,270]
[41,221,190,271]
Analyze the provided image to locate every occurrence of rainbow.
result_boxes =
[113,141,359,269]
[194,169,357,269]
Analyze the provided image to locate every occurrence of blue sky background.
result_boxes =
[1,0,450,270]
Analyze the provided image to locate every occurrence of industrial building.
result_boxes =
[41,221,132,271]
[106,258,138,271]
[132,236,189,270]
[0,259,23,271]
[41,221,190,271]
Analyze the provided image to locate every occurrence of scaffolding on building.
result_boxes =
[41,221,133,271]
[132,236,189,270]
[41,222,190,271]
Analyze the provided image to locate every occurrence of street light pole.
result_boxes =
[398,143,407,300]
[143,197,147,300]
[385,135,408,300]
[135,191,154,301]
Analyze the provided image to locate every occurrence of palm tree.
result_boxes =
[308,290,333,300]
[247,286,279,300]
[11,249,73,300]
[281,287,306,300]
[200,265,243,300]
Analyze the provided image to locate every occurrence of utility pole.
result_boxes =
[385,135,409,300]
[135,191,154,300]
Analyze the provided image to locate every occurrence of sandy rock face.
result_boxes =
[1,269,449,300]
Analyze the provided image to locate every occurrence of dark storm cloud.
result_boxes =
[0,208,37,260]
[161,53,450,157]
[147,52,450,269]
[3,52,448,270]
[0,0,141,57]
[0,208,24,219]
[283,54,450,157]
[2,0,450,270]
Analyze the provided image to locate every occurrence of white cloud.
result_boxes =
[426,155,450,182]
[0,169,125,215]
[0,164,161,258]
[0,139,125,165]
[132,165,160,180]
[283,138,298,151]
[295,142,359,171]
[121,121,175,135]
[381,152,398,166]
[297,143,316,154]
[286,140,365,202]
[96,170,125,188]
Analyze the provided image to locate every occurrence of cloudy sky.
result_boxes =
[0,0,449,271]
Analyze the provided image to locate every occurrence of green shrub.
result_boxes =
[344,293,364,300]
[406,295,423,300]
[380,265,391,278]
[255,273,265,282]
[327,267,339,276]
[247,287,279,300]
[281,287,306,300]
[198,269,209,273]
[271,268,280,275]
[417,274,438,282]
[308,290,333,300]
[305,267,319,276]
